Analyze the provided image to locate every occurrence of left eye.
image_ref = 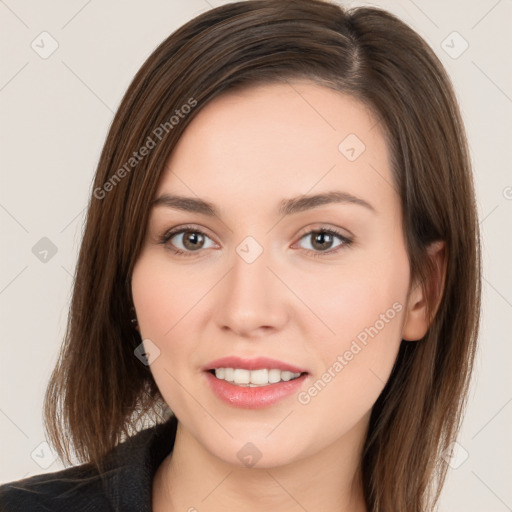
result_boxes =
[296,229,350,253]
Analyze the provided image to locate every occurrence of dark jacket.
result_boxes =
[0,415,178,511]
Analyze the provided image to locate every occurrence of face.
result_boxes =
[131,81,415,468]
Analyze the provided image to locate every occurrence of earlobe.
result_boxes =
[130,306,140,333]
[402,241,447,341]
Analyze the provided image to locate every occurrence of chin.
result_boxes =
[194,424,315,469]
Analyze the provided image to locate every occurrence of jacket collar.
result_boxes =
[99,415,178,511]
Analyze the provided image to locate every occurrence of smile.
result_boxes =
[211,368,303,387]
[203,356,309,408]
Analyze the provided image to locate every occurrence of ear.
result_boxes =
[402,241,447,341]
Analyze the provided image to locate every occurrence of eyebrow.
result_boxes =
[152,190,375,217]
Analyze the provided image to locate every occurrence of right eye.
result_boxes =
[159,225,217,256]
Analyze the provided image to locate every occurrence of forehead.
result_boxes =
[158,81,396,216]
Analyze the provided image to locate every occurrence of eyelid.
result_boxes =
[160,224,218,247]
[294,223,354,241]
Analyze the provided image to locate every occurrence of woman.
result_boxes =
[0,0,481,511]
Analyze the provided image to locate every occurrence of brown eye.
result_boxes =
[310,231,336,251]
[160,226,216,255]
[181,231,206,250]
[296,228,352,256]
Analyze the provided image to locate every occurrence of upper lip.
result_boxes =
[203,356,308,374]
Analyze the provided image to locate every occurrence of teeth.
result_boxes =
[233,369,250,384]
[250,369,268,385]
[268,369,281,383]
[281,371,294,381]
[213,368,302,386]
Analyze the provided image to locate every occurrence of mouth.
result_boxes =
[203,356,309,408]
[207,368,307,387]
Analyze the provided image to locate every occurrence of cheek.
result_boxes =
[131,253,209,340]
[293,246,409,435]
[131,255,204,413]
[131,253,223,412]
[297,247,409,354]
[131,261,171,340]
[297,269,407,406]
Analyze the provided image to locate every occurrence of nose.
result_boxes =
[214,242,289,338]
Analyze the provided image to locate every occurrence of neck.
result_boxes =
[153,417,369,512]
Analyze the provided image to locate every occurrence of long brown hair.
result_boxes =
[43,1,481,510]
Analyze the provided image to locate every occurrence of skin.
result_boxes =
[131,80,439,512]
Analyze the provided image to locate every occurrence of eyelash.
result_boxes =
[158,224,353,258]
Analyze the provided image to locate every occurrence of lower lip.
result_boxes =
[204,371,308,409]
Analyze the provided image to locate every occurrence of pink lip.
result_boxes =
[202,356,309,409]
[204,372,308,409]
[203,356,307,373]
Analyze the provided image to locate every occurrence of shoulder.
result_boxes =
[0,462,106,512]
[0,415,178,512]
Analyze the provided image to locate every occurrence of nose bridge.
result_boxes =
[215,234,288,335]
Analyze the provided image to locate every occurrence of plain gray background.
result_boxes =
[1,0,511,510]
